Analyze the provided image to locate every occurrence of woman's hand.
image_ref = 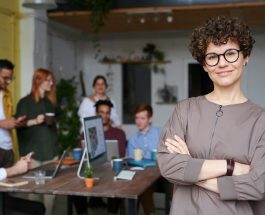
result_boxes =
[196,178,219,193]
[26,114,45,127]
[36,114,45,124]
[233,162,250,176]
[165,135,190,155]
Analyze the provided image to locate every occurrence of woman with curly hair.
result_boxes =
[158,16,265,215]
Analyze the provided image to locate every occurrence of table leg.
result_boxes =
[67,196,73,215]
[0,193,4,215]
[128,199,137,215]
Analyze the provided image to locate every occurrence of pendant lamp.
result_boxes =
[22,0,57,10]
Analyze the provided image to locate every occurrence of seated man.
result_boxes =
[95,100,126,157]
[127,104,162,215]
[127,104,161,160]
[0,153,45,215]
[73,100,126,215]
[96,100,126,215]
[128,104,173,215]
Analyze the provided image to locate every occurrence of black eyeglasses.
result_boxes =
[204,49,241,67]
[2,76,15,82]
[1,76,15,82]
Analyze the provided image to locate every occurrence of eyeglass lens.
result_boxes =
[205,49,241,66]
[2,77,14,82]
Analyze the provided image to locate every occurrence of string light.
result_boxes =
[167,15,173,23]
[127,10,173,24]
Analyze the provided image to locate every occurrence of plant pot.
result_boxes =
[84,178,95,188]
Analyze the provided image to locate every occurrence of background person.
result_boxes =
[95,100,126,157]
[127,104,162,215]
[78,75,121,128]
[96,99,126,215]
[0,153,45,215]
[0,59,25,167]
[127,104,161,160]
[157,16,265,215]
[15,68,58,215]
[73,100,127,215]
[16,68,58,164]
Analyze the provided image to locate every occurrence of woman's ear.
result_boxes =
[203,65,209,73]
[244,57,249,67]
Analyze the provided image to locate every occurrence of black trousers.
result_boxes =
[4,193,45,215]
[0,149,14,168]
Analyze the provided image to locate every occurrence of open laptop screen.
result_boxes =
[83,116,106,160]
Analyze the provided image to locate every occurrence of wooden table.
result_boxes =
[0,163,161,215]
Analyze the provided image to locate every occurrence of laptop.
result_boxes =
[105,140,119,161]
[23,148,69,180]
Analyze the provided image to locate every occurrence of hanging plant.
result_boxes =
[67,0,112,59]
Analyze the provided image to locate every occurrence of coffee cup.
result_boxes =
[151,149,157,161]
[134,148,143,161]
[72,148,82,161]
[112,158,124,175]
[45,113,55,125]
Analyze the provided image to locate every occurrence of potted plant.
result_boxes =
[56,77,81,154]
[142,43,166,74]
[84,166,94,188]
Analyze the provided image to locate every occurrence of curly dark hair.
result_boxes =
[189,16,255,65]
[95,99,113,112]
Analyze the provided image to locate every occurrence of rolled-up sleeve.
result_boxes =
[218,128,265,200]
[157,101,204,185]
[0,168,7,180]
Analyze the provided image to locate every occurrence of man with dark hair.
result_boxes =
[0,59,25,167]
[95,99,126,214]
[73,100,126,215]
[95,100,126,157]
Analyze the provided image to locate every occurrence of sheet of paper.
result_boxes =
[115,170,136,180]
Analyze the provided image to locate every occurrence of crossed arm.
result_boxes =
[165,135,250,193]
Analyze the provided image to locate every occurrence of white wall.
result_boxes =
[243,32,265,106]
[45,21,265,138]
[78,30,265,137]
[19,8,36,97]
[48,21,86,102]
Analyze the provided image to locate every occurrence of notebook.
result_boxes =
[23,148,69,180]
[128,159,156,168]
[0,179,29,187]
[114,170,136,180]
[105,140,119,161]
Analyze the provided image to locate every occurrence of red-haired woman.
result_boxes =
[16,68,58,214]
[16,68,58,164]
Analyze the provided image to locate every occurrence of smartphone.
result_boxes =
[16,115,27,123]
[26,152,34,159]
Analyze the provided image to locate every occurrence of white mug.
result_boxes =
[134,148,143,161]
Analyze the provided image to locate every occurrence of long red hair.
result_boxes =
[30,68,57,105]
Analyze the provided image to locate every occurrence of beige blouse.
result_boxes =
[157,96,265,215]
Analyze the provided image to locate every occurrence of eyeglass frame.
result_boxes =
[204,49,242,67]
[0,76,15,82]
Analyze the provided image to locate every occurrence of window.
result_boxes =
[122,64,151,124]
